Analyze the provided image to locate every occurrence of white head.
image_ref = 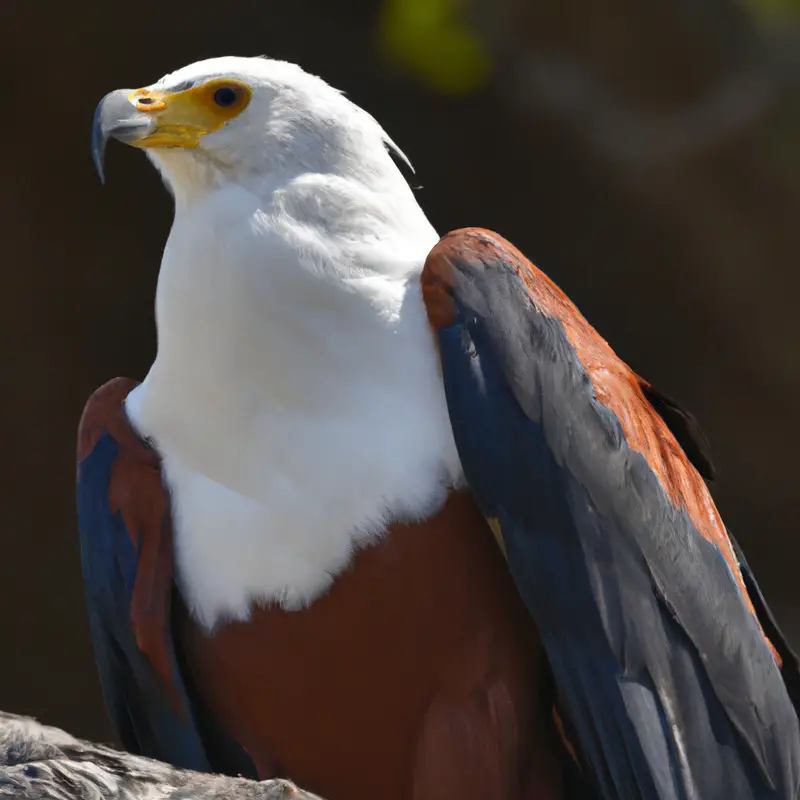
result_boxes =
[92,55,413,201]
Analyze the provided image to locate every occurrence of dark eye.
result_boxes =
[213,86,239,107]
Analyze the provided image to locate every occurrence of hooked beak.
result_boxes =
[91,78,252,183]
[91,84,226,183]
[91,89,158,184]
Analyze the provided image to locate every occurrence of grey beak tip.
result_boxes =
[91,89,153,185]
[92,149,107,184]
[91,128,107,186]
[91,90,115,185]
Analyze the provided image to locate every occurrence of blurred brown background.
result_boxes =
[1,0,799,745]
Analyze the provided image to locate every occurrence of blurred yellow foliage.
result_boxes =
[739,0,800,24]
[377,0,492,95]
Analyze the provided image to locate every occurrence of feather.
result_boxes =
[422,227,800,800]
[0,710,316,800]
[75,378,255,779]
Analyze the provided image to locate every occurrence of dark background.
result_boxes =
[2,0,799,745]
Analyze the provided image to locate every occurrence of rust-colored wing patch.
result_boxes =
[423,227,778,665]
[77,377,183,711]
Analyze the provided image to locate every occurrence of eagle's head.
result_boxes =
[91,55,411,199]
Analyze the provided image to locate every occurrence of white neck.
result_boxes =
[126,173,463,630]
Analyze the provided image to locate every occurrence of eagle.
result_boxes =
[79,56,800,800]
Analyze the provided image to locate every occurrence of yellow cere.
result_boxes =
[125,79,252,149]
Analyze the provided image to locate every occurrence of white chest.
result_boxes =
[126,197,463,630]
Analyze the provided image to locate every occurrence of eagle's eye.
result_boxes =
[213,86,240,108]
[197,80,251,121]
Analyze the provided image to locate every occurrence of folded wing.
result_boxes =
[422,228,800,800]
[76,378,210,770]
